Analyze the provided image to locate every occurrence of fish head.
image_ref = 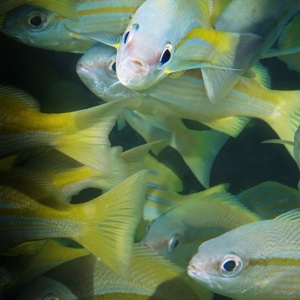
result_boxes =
[141,214,184,258]
[187,225,270,298]
[77,43,138,102]
[116,0,186,90]
[1,5,59,49]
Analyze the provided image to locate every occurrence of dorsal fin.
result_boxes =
[0,85,40,111]
[275,209,300,222]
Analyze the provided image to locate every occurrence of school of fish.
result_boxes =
[0,0,300,299]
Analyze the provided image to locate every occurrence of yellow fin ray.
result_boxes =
[202,116,251,137]
[73,170,147,275]
[56,100,127,173]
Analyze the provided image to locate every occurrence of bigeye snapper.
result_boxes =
[28,246,212,300]
[76,43,300,159]
[0,170,147,275]
[114,0,299,102]
[0,85,126,173]
[1,0,144,53]
[188,209,300,300]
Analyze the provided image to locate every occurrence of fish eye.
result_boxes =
[27,11,48,31]
[168,233,180,253]
[108,59,117,73]
[220,253,243,277]
[123,24,139,44]
[123,30,130,44]
[159,43,172,65]
[43,293,60,300]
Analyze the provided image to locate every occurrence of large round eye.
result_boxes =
[159,43,172,65]
[108,58,117,74]
[27,11,48,31]
[123,24,139,44]
[43,293,60,300]
[123,30,130,44]
[168,233,180,253]
[220,253,243,277]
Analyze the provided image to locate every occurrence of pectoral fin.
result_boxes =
[201,32,264,102]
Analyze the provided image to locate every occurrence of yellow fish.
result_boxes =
[188,209,300,300]
[19,246,213,300]
[0,170,147,275]
[0,85,126,173]
[113,0,299,102]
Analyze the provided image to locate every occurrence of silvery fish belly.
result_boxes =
[1,0,144,52]
[188,210,300,300]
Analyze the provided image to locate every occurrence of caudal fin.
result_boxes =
[169,120,229,188]
[73,170,147,275]
[56,100,127,173]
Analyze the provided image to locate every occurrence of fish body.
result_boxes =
[0,85,126,173]
[1,0,144,52]
[0,170,147,275]
[141,191,261,268]
[23,246,212,300]
[77,43,300,158]
[188,210,300,300]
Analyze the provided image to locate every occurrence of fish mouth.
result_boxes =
[187,264,218,289]
[116,58,150,89]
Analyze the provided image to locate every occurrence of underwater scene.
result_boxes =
[0,0,300,299]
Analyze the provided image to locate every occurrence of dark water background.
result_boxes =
[0,30,299,300]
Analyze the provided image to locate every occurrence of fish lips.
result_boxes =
[187,261,219,290]
[116,56,152,89]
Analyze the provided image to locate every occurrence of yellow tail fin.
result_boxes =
[73,170,147,275]
[56,100,127,173]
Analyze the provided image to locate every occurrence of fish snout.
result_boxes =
[117,57,150,88]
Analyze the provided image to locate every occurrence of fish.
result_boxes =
[0,85,127,173]
[77,44,234,188]
[0,0,78,21]
[108,0,300,102]
[142,181,300,268]
[4,240,89,295]
[21,245,213,300]
[1,0,144,53]
[76,43,300,158]
[123,109,229,188]
[188,209,300,300]
[16,276,78,300]
[141,189,262,268]
[277,14,300,74]
[0,170,147,275]
[262,126,300,170]
[5,145,149,201]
